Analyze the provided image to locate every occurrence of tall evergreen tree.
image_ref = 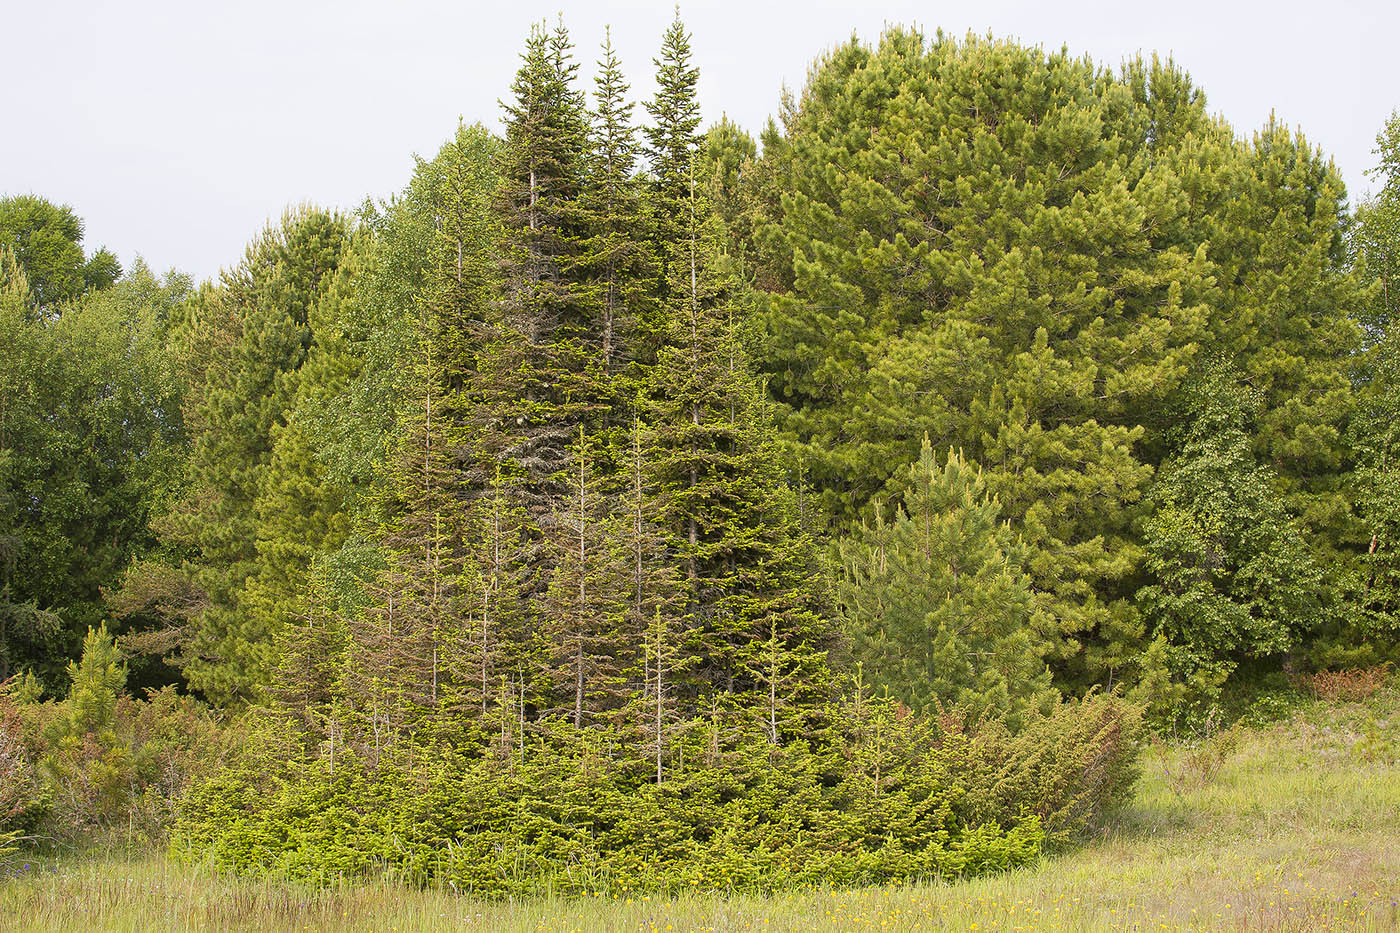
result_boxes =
[488,19,598,529]
[540,429,631,727]
[744,31,1358,691]
[642,12,702,349]
[173,208,351,705]
[643,21,834,710]
[580,30,656,416]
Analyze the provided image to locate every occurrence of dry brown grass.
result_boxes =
[1298,665,1392,702]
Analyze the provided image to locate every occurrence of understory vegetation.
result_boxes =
[3,12,1400,903]
[4,682,1397,930]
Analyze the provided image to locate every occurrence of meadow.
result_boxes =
[2,684,1397,932]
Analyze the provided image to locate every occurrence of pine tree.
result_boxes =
[837,438,1055,722]
[65,625,126,739]
[175,208,351,705]
[1345,111,1400,665]
[239,241,365,694]
[745,32,1360,689]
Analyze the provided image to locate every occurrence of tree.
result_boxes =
[699,116,758,254]
[642,12,702,350]
[64,625,127,739]
[580,29,656,416]
[0,195,119,312]
[0,250,188,687]
[172,208,351,705]
[488,19,597,527]
[837,438,1054,722]
[1136,368,1324,696]
[643,23,834,711]
[746,31,1355,690]
[1339,110,1400,666]
[539,429,630,727]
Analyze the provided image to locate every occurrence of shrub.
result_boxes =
[1,628,236,849]
[172,690,1144,895]
[1298,665,1392,702]
[948,690,1144,847]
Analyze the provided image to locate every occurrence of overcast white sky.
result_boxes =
[5,0,1396,283]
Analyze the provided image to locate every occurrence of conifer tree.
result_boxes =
[239,242,365,690]
[337,320,473,760]
[540,428,631,727]
[64,625,126,739]
[335,121,509,752]
[490,19,597,526]
[580,30,656,416]
[175,208,350,705]
[642,12,702,348]
[266,565,347,753]
[745,32,1361,689]
[699,117,758,255]
[837,439,1055,722]
[642,25,834,710]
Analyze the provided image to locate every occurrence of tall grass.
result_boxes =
[3,687,1397,931]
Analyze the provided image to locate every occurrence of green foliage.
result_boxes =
[837,439,1055,722]
[0,252,188,686]
[0,630,231,848]
[0,195,120,312]
[953,691,1143,848]
[168,208,351,704]
[168,691,1147,894]
[1342,111,1400,667]
[64,626,127,738]
[747,31,1360,691]
[1135,368,1325,712]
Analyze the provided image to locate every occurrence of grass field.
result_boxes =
[3,687,1397,932]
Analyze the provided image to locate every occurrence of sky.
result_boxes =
[6,0,1397,284]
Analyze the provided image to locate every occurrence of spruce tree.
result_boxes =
[580,30,656,419]
[642,12,702,350]
[490,19,597,527]
[643,22,834,710]
[540,428,631,727]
